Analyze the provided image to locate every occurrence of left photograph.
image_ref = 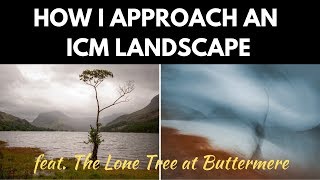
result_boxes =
[0,64,159,179]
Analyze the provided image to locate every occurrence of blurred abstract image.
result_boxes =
[161,64,320,179]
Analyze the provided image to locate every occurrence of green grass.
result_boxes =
[0,140,158,179]
[0,140,43,178]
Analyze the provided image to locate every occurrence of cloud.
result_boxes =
[0,64,159,121]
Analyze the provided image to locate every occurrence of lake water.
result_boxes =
[0,131,158,168]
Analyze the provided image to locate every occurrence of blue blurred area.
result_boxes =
[162,64,320,173]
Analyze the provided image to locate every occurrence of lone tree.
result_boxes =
[80,69,134,161]
[251,69,294,160]
[251,87,269,160]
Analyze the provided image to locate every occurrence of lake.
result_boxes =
[0,131,158,168]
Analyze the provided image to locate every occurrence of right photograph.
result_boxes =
[161,64,320,179]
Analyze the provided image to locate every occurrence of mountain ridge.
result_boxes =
[101,95,159,133]
[1,95,159,133]
[0,111,50,131]
[31,111,124,131]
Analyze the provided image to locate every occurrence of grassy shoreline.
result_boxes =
[0,140,158,179]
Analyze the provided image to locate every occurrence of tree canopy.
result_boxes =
[79,69,114,87]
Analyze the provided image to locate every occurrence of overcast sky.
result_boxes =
[0,65,159,121]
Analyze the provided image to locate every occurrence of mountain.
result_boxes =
[101,95,159,133]
[31,111,125,131]
[161,102,207,120]
[32,111,75,131]
[0,111,50,131]
[301,123,320,137]
[101,113,124,125]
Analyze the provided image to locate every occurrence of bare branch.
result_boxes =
[99,81,135,112]
[85,82,95,87]
[262,87,269,127]
[96,80,103,87]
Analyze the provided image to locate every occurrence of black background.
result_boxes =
[4,3,317,64]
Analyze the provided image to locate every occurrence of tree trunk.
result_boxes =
[251,124,265,159]
[92,142,99,162]
[91,111,100,162]
[251,87,269,159]
[92,87,100,162]
[251,143,262,160]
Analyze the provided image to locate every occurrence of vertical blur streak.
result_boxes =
[162,64,320,174]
